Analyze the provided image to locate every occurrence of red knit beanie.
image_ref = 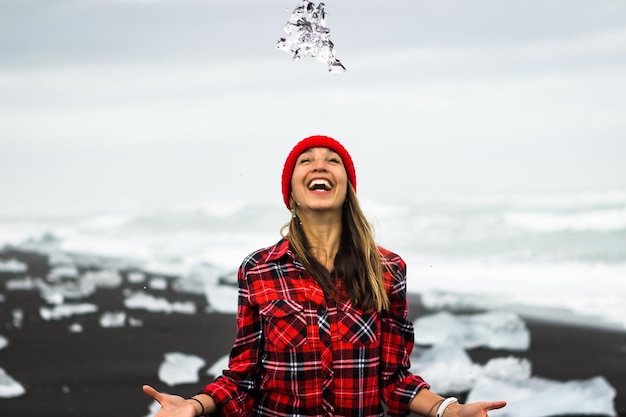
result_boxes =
[281,135,357,210]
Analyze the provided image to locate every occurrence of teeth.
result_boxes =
[308,179,331,190]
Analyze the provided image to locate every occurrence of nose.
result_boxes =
[311,157,328,171]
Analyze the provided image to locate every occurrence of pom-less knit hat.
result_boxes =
[281,135,357,210]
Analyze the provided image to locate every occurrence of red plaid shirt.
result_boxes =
[201,238,429,417]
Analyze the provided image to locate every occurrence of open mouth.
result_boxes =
[308,179,332,191]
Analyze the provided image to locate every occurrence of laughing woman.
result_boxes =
[142,135,506,417]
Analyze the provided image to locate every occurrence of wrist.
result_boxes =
[442,402,463,417]
[187,397,205,416]
[436,397,458,417]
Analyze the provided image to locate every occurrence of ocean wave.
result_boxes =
[504,208,626,232]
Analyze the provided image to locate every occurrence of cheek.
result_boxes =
[290,174,305,196]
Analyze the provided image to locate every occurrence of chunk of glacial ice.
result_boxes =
[82,270,122,289]
[99,311,126,328]
[124,292,196,314]
[12,309,24,328]
[174,263,224,295]
[410,344,482,394]
[467,370,617,417]
[277,0,346,73]
[158,352,205,386]
[481,356,532,381]
[413,310,530,350]
[6,276,40,290]
[0,259,27,273]
[48,264,79,281]
[40,303,98,320]
[0,368,25,398]
[127,271,146,284]
[143,400,162,417]
[68,322,84,333]
[204,284,238,314]
[206,354,230,379]
[0,335,7,350]
[148,277,167,291]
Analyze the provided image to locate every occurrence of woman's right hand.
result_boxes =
[142,385,199,417]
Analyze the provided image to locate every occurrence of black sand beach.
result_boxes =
[0,248,624,417]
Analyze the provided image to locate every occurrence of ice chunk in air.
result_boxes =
[277,1,346,73]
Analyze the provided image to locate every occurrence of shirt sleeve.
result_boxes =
[199,260,261,417]
[379,255,430,417]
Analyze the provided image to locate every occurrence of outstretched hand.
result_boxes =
[142,385,196,417]
[459,400,507,416]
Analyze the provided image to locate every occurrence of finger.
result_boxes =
[142,385,162,403]
[484,400,507,410]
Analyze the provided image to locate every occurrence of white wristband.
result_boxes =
[436,397,458,417]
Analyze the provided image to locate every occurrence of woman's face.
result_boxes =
[290,147,348,214]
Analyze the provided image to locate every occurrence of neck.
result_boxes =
[298,211,342,271]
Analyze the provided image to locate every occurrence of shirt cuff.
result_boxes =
[387,374,431,417]
[199,377,249,417]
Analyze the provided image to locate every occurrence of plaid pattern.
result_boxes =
[201,238,429,417]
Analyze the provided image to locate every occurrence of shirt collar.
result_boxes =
[264,237,296,263]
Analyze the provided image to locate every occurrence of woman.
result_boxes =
[142,135,506,417]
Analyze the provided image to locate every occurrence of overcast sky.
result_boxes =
[1,0,625,216]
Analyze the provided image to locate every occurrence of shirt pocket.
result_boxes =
[338,309,378,346]
[259,299,308,350]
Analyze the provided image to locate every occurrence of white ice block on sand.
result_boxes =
[124,292,196,314]
[410,344,482,394]
[467,360,617,417]
[158,352,206,386]
[207,354,230,379]
[0,368,25,398]
[413,310,530,350]
[39,303,98,320]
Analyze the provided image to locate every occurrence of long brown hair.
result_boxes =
[281,185,389,311]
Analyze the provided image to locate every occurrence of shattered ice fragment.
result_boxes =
[206,354,229,379]
[99,311,126,328]
[0,335,7,351]
[68,323,84,333]
[127,271,146,284]
[413,310,530,351]
[40,303,98,320]
[204,284,238,314]
[0,368,25,398]
[277,1,346,72]
[409,344,482,394]
[467,373,617,417]
[7,276,40,291]
[39,284,65,305]
[83,270,123,288]
[12,309,23,328]
[0,259,27,273]
[48,264,79,281]
[128,317,144,327]
[174,263,224,295]
[148,277,167,291]
[124,291,196,314]
[158,352,205,386]
[144,398,162,417]
[481,356,532,381]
